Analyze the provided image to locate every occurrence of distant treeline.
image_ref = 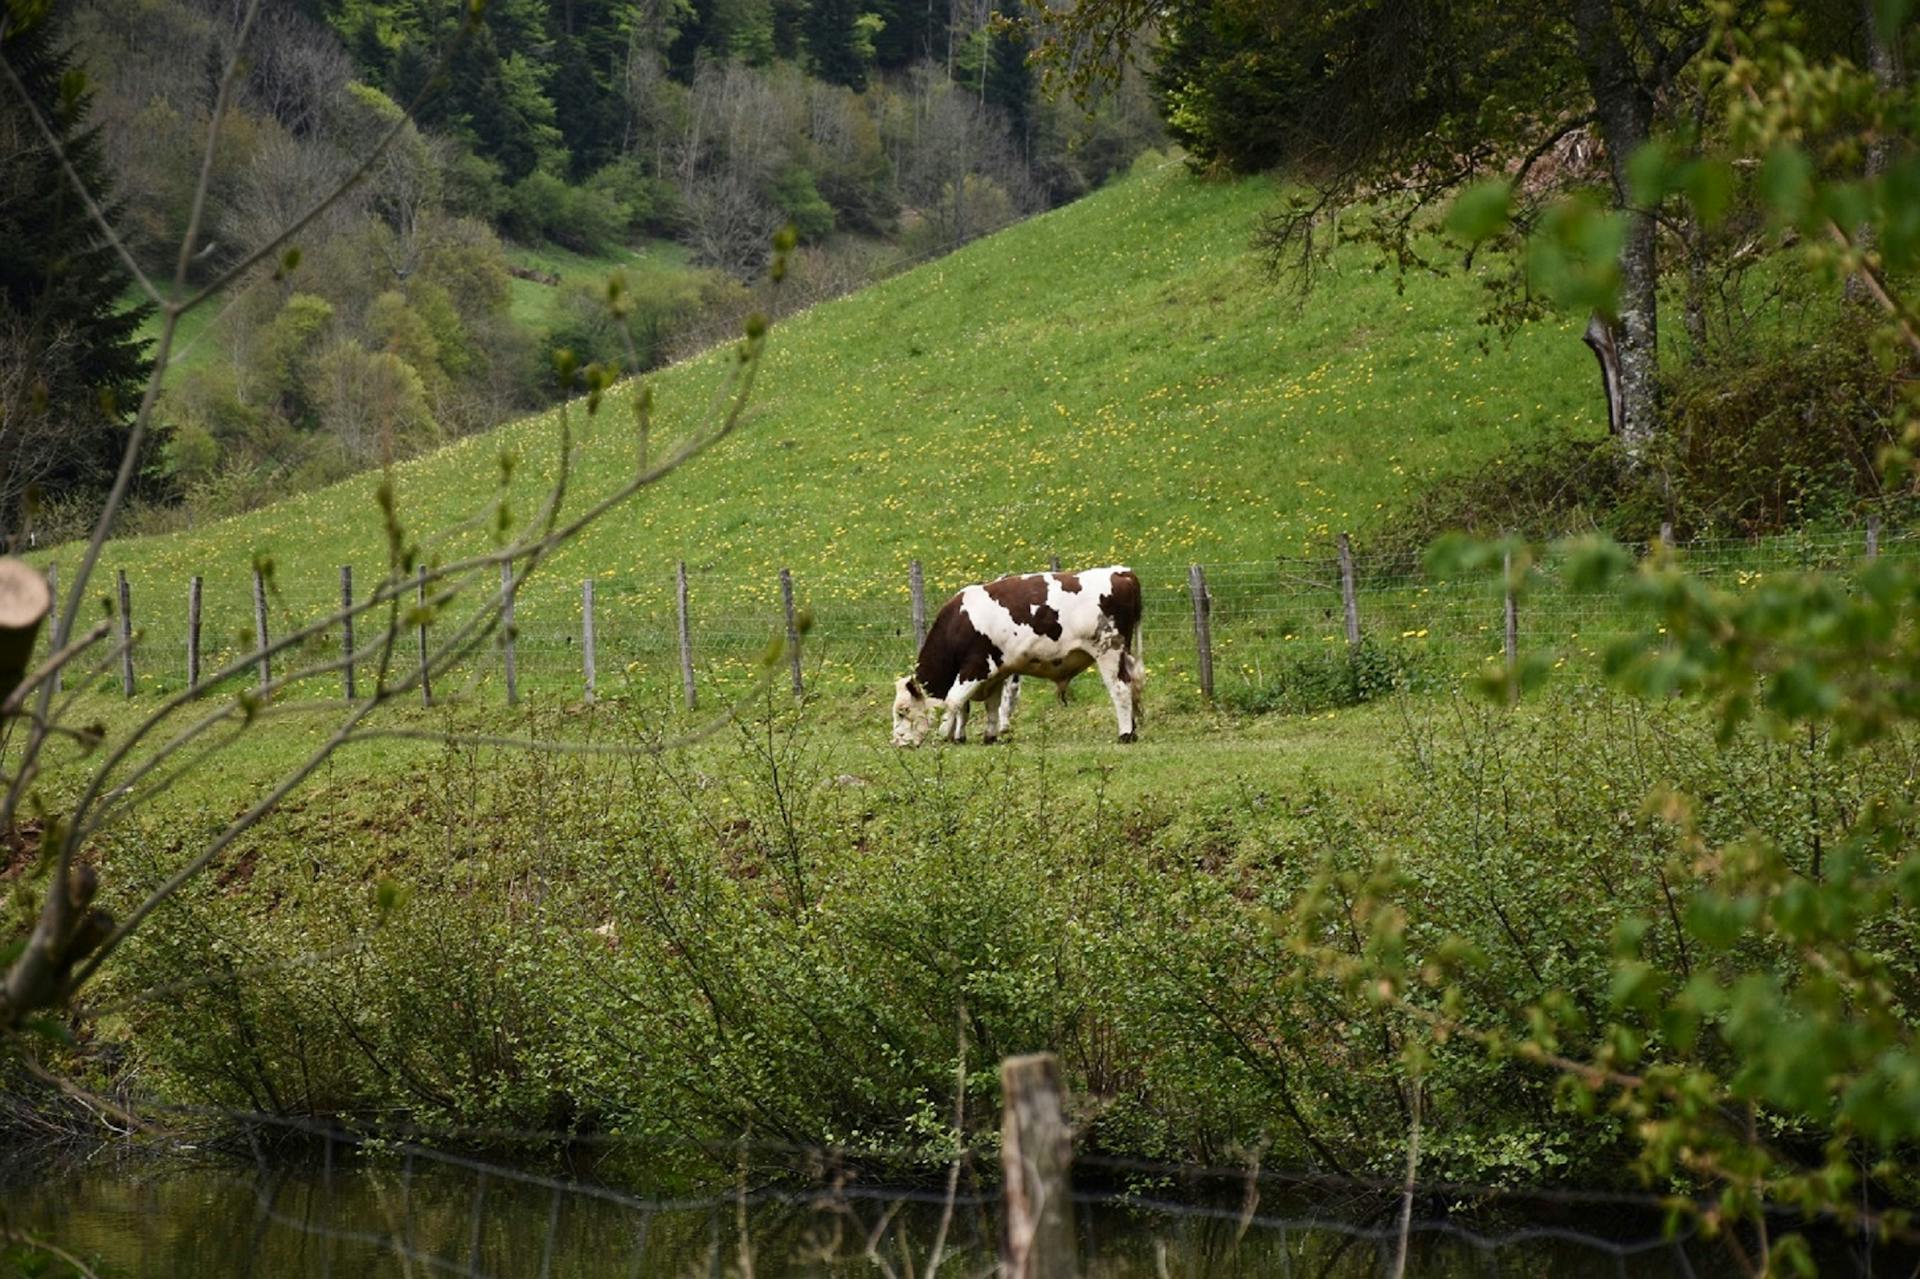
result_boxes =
[18,0,1158,537]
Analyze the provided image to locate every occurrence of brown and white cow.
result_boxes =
[892,566,1145,746]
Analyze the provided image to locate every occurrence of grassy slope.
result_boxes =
[81,162,1599,653]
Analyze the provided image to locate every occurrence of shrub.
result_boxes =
[584,162,681,238]
[1219,637,1418,716]
[505,171,629,253]
[1378,316,1907,553]
[769,165,835,242]
[309,340,437,464]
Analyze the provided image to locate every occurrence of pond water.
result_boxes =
[0,1152,1900,1277]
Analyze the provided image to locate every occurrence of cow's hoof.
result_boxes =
[981,735,997,746]
[1118,732,1136,744]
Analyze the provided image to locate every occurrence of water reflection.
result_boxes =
[0,1153,1882,1277]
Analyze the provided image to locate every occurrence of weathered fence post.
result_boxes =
[1659,520,1673,551]
[1000,1053,1077,1279]
[582,578,597,703]
[116,569,134,698]
[187,575,202,693]
[780,566,803,701]
[416,566,432,706]
[500,560,518,707]
[1187,563,1214,701]
[45,563,59,693]
[909,559,927,650]
[1503,544,1518,700]
[1337,532,1361,653]
[1049,553,1062,573]
[676,560,696,711]
[340,565,355,701]
[1868,513,1882,561]
[252,567,269,691]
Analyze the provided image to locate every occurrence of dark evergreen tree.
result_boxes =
[987,14,1035,157]
[869,0,942,69]
[803,0,869,90]
[0,5,154,527]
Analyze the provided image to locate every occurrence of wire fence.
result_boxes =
[51,523,1909,713]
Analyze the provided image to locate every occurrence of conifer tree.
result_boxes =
[0,3,153,533]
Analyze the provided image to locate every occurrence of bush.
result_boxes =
[505,170,629,253]
[309,340,437,464]
[1378,316,1907,553]
[1219,637,1418,716]
[584,162,682,238]
[769,165,835,241]
[101,691,1870,1187]
[1654,323,1903,536]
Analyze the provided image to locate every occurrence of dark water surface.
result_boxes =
[0,1153,1896,1277]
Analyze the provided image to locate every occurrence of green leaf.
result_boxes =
[1444,179,1514,247]
[1626,140,1676,207]
[1760,146,1814,227]
[1682,159,1735,228]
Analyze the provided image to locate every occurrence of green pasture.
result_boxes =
[73,161,1604,654]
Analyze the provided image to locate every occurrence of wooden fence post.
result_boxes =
[1000,1053,1077,1279]
[1337,532,1361,654]
[1868,513,1882,561]
[45,563,59,693]
[340,565,355,701]
[1049,553,1062,573]
[0,562,51,701]
[780,566,803,701]
[416,566,432,706]
[910,559,927,651]
[1659,521,1673,551]
[187,575,202,693]
[500,560,518,707]
[112,564,135,691]
[252,567,269,692]
[676,560,696,711]
[582,578,597,703]
[1187,563,1213,701]
[116,569,134,698]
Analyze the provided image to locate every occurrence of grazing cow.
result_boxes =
[892,566,1145,746]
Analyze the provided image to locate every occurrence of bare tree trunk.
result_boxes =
[1848,0,1906,303]
[1683,215,1709,363]
[1572,0,1660,462]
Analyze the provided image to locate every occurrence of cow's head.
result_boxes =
[892,676,932,747]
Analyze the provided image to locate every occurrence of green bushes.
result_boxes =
[1379,313,1908,551]
[90,688,1895,1188]
[504,171,632,254]
[1218,638,1418,716]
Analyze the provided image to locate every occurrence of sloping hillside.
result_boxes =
[78,160,1600,684]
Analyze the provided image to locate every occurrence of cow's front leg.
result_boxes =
[1094,649,1138,743]
[944,683,977,743]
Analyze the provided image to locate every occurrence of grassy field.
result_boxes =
[74,158,1614,712]
[45,163,1895,1197]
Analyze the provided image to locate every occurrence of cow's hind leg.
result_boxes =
[994,675,1021,740]
[1094,649,1139,743]
[978,676,1013,745]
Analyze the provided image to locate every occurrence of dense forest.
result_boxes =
[2,0,1161,538]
